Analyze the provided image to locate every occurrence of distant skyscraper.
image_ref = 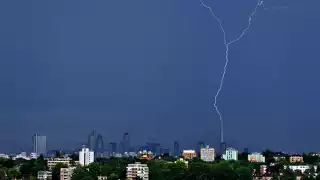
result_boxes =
[32,134,47,156]
[173,141,179,156]
[95,134,104,157]
[146,142,160,154]
[108,142,117,154]
[87,130,97,151]
[79,146,94,166]
[122,132,130,153]
[197,141,205,155]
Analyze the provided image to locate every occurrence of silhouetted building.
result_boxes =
[95,134,104,157]
[32,134,47,157]
[122,133,130,153]
[108,142,117,154]
[220,142,226,154]
[173,141,180,156]
[88,130,98,151]
[163,148,170,154]
[197,141,205,155]
[146,142,160,155]
[244,148,249,153]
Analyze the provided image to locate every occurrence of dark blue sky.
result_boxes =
[0,0,319,153]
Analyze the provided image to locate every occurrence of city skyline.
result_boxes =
[0,0,319,153]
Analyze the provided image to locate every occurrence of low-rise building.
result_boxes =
[126,162,149,180]
[46,157,73,170]
[37,171,52,180]
[222,148,238,161]
[200,145,215,162]
[290,155,303,163]
[248,153,265,163]
[0,154,10,159]
[60,167,76,180]
[285,165,316,174]
[182,150,196,160]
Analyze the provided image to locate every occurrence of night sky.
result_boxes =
[0,0,319,153]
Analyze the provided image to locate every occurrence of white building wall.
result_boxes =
[285,165,317,174]
[222,148,238,161]
[79,147,94,166]
[200,146,215,162]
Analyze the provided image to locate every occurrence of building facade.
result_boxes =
[182,150,197,160]
[248,153,265,163]
[60,167,76,180]
[37,171,52,180]
[126,162,149,180]
[285,165,317,174]
[46,157,77,170]
[290,155,304,163]
[32,134,47,157]
[200,145,215,162]
[79,146,94,166]
[222,147,238,161]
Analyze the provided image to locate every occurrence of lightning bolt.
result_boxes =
[199,0,265,145]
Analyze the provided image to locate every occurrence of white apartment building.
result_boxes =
[79,146,94,166]
[37,171,52,180]
[0,154,9,159]
[248,153,266,163]
[46,157,74,170]
[222,147,238,161]
[126,162,149,180]
[285,165,317,174]
[200,145,215,162]
[60,167,76,180]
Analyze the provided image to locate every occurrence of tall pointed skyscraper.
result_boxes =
[88,130,97,151]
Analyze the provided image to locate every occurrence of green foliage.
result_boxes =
[52,163,68,180]
[303,153,320,165]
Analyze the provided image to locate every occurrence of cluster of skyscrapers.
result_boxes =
[30,131,184,158]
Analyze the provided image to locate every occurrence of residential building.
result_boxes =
[79,146,94,166]
[37,171,52,180]
[222,147,238,161]
[248,152,265,163]
[60,167,76,180]
[182,150,196,160]
[285,165,317,174]
[0,154,9,159]
[290,155,303,163]
[200,145,215,162]
[126,162,149,180]
[32,134,47,157]
[46,157,76,170]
